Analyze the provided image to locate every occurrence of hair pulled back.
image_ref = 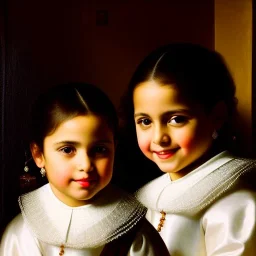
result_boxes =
[120,43,238,150]
[29,83,118,150]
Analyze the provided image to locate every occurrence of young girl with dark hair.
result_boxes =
[118,43,256,255]
[0,83,169,255]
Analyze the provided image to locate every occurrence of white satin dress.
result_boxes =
[0,184,169,256]
[136,151,256,256]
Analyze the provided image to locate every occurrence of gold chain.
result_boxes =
[157,210,166,232]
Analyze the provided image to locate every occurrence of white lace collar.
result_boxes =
[19,184,146,249]
[136,152,255,215]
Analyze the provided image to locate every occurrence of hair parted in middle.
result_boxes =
[29,82,118,151]
[120,42,238,151]
[114,43,239,191]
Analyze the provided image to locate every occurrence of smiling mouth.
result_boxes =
[153,149,178,159]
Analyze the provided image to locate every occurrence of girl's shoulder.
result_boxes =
[220,156,256,192]
[207,188,256,213]
[2,213,24,235]
[0,213,42,255]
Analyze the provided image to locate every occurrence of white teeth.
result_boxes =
[152,150,174,155]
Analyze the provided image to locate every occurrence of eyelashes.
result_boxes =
[135,115,189,129]
[136,118,152,127]
[58,145,110,157]
[59,146,75,155]
[168,116,188,126]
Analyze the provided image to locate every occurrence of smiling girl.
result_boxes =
[118,43,256,255]
[0,83,169,255]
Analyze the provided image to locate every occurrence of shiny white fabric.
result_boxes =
[0,184,169,256]
[136,151,256,255]
[0,214,168,256]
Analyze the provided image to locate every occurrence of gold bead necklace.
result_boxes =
[59,244,65,255]
[157,210,166,232]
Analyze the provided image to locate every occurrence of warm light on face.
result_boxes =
[133,80,216,180]
[37,115,115,206]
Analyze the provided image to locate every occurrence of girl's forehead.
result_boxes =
[44,115,114,145]
[134,81,184,104]
[135,80,179,93]
[133,80,206,114]
[48,114,112,137]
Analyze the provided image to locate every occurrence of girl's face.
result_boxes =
[133,80,218,181]
[32,115,115,207]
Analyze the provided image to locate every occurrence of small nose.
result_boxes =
[152,125,171,146]
[78,153,93,172]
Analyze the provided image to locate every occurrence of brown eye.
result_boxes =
[137,118,151,126]
[95,146,107,153]
[168,116,188,126]
[60,147,74,154]
[90,145,109,157]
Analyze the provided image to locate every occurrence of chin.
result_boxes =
[157,166,173,173]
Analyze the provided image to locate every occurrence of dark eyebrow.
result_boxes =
[54,141,80,146]
[134,109,191,118]
[54,139,113,146]
[95,140,113,144]
[134,112,150,118]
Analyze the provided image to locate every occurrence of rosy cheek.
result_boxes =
[51,171,70,187]
[178,134,195,150]
[137,136,151,154]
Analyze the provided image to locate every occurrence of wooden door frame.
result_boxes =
[252,0,256,155]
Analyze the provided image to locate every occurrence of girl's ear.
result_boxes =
[212,101,228,130]
[30,142,45,168]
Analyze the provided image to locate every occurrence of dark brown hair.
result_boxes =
[29,83,118,150]
[120,43,238,151]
